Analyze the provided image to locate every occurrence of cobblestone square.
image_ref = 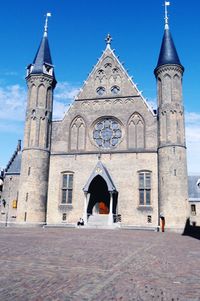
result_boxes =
[0,228,200,301]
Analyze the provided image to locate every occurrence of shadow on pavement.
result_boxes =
[182,218,200,240]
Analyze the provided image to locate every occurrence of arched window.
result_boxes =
[173,74,181,102]
[29,84,37,108]
[46,88,52,110]
[128,113,145,149]
[29,112,37,147]
[163,74,171,103]
[70,116,86,151]
[38,117,46,148]
[37,84,46,108]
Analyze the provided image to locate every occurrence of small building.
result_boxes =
[0,141,21,225]
[188,175,200,226]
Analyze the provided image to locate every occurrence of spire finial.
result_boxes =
[105,33,112,49]
[44,12,52,37]
[164,1,170,30]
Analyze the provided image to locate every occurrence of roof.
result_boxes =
[83,161,117,192]
[155,28,183,70]
[188,175,200,201]
[31,36,53,74]
[5,153,22,175]
[4,140,22,175]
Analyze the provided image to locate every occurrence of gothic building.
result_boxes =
[0,11,189,232]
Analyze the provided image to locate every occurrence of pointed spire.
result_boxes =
[44,12,51,37]
[155,2,183,70]
[28,13,55,76]
[164,1,170,30]
[105,33,112,49]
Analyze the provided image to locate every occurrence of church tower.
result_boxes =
[17,14,56,225]
[154,4,188,231]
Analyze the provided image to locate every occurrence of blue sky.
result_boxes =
[0,0,199,173]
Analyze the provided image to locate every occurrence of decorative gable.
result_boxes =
[83,160,116,192]
[76,40,143,101]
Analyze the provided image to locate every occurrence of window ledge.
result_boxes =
[137,206,153,211]
[58,204,73,211]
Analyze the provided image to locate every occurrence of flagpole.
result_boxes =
[44,12,52,37]
[164,2,170,30]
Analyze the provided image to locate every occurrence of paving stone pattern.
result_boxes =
[0,228,200,301]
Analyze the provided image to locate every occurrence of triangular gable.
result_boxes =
[75,43,154,114]
[83,160,116,192]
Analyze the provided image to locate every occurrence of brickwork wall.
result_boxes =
[47,152,158,227]
[156,65,189,231]
[0,175,19,225]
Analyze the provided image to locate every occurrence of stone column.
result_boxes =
[84,192,90,224]
[108,192,113,225]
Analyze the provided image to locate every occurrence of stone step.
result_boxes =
[87,214,109,225]
[84,224,119,229]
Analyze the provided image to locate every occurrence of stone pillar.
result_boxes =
[84,192,90,224]
[108,192,113,225]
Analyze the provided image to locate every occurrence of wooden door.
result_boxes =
[99,201,109,214]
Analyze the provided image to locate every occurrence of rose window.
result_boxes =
[93,118,122,149]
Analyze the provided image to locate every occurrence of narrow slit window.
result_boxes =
[191,204,196,216]
[28,167,31,176]
[25,193,29,202]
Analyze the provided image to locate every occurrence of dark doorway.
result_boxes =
[87,175,110,215]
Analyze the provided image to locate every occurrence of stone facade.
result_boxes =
[1,24,190,232]
[0,142,21,226]
[155,64,189,231]
[188,175,200,226]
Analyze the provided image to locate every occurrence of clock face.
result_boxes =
[93,118,122,149]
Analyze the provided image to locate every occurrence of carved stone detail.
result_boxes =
[81,97,138,108]
[155,65,183,76]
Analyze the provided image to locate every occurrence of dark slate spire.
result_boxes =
[155,2,183,70]
[156,28,182,69]
[27,13,55,77]
[32,35,53,73]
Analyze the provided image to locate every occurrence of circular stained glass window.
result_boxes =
[93,118,122,149]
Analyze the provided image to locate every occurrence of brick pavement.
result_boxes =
[0,228,200,301]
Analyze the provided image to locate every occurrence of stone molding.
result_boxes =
[155,64,184,76]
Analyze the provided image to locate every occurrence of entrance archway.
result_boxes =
[83,160,118,225]
[87,175,110,215]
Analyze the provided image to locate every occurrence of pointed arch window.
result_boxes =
[29,84,37,108]
[128,113,145,149]
[163,74,171,103]
[172,74,181,102]
[70,116,86,151]
[37,84,46,108]
[46,88,52,110]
